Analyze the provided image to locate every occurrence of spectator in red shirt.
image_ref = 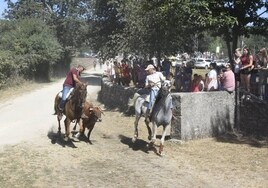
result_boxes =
[121,60,131,86]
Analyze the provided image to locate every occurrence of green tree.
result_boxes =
[0,18,63,81]
[189,0,268,60]
[5,0,91,70]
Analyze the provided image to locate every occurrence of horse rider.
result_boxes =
[144,64,166,123]
[58,64,86,113]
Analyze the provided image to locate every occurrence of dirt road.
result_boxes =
[0,59,267,188]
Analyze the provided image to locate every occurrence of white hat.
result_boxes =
[224,63,231,68]
[145,64,155,70]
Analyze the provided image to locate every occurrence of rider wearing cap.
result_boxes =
[59,64,86,112]
[144,64,166,122]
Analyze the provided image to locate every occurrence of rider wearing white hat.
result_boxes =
[144,64,166,122]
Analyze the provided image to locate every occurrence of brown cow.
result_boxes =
[74,101,104,144]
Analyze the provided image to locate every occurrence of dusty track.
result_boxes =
[0,58,267,188]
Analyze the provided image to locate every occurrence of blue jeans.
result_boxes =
[59,85,72,109]
[148,88,159,110]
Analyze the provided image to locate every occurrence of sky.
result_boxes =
[0,0,8,18]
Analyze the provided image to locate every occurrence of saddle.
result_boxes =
[58,88,74,100]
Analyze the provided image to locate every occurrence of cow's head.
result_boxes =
[88,106,104,122]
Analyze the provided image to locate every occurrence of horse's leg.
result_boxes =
[144,114,152,140]
[159,124,171,155]
[72,120,78,132]
[64,118,71,141]
[150,122,157,147]
[132,114,140,143]
[74,119,83,138]
[57,114,62,135]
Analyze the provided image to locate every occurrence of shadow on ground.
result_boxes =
[47,131,80,148]
[215,132,268,148]
[118,134,160,154]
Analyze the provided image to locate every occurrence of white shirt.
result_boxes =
[145,71,166,89]
[207,69,218,90]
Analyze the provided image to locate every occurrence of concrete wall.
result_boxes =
[171,92,235,140]
[99,77,267,140]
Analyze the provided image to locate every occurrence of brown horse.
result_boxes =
[54,83,88,140]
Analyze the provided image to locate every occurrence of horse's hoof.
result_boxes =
[158,151,165,157]
[148,142,154,148]
[63,136,69,142]
[132,137,137,143]
[74,132,80,138]
[159,144,164,156]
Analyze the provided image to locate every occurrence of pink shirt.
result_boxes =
[221,69,235,91]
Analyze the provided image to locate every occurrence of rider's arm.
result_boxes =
[73,73,83,85]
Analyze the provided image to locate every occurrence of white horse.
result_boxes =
[150,80,173,155]
[131,80,173,155]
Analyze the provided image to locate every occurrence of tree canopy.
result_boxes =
[0,0,267,84]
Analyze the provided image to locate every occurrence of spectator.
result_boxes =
[205,62,218,91]
[182,62,192,92]
[257,47,268,100]
[240,47,254,94]
[120,60,131,86]
[135,63,147,88]
[191,74,200,92]
[198,75,205,91]
[104,60,115,83]
[93,59,97,70]
[114,61,122,85]
[219,63,235,92]
[161,58,172,78]
[233,48,242,85]
[174,63,183,92]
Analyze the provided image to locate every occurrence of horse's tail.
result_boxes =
[53,94,59,115]
[53,103,57,115]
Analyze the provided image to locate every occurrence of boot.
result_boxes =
[58,104,63,113]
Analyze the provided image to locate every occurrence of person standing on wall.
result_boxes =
[240,47,254,97]
[233,48,242,87]
[257,48,268,100]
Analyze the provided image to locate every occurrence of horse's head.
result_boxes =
[73,83,88,108]
[160,80,172,96]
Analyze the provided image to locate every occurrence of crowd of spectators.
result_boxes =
[101,47,268,100]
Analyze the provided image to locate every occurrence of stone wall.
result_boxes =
[99,77,268,140]
[239,99,268,136]
[171,92,235,140]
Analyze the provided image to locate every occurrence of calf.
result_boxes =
[75,101,103,144]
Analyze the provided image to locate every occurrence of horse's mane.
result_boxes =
[70,83,87,114]
[155,81,170,105]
